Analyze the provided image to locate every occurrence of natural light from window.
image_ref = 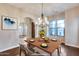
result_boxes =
[49,20,64,36]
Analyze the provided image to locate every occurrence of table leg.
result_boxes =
[57,48,60,56]
[50,53,52,56]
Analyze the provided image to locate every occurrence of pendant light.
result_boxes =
[38,3,49,28]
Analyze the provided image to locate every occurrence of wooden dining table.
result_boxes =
[25,38,60,56]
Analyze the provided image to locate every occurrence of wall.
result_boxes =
[48,12,65,21]
[0,4,35,52]
[65,6,79,48]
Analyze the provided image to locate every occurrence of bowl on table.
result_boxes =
[40,43,48,48]
[29,39,35,42]
[51,39,57,42]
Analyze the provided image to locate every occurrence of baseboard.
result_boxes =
[65,43,79,48]
[0,45,19,52]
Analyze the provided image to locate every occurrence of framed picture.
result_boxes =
[2,16,17,30]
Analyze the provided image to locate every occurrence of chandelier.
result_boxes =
[37,3,49,28]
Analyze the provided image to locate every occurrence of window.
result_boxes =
[49,20,64,36]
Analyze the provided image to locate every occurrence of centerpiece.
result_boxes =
[39,30,45,38]
[39,30,49,43]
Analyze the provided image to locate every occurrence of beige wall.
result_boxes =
[65,6,79,48]
[48,12,65,21]
[0,4,35,52]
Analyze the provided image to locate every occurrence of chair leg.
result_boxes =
[19,48,28,56]
[19,47,21,56]
[57,48,60,56]
[59,47,61,53]
[23,50,27,56]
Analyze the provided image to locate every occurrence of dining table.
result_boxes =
[25,38,60,56]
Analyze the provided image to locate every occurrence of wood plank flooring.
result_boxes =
[61,44,79,56]
[0,47,19,56]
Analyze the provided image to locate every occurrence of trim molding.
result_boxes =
[0,45,19,52]
[65,43,79,48]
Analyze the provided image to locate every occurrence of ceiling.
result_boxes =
[9,3,79,17]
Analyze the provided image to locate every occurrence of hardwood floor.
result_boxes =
[0,47,19,56]
[0,44,79,56]
[61,44,79,56]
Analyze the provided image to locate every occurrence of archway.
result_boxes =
[24,17,35,38]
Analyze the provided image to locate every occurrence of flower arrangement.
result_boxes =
[39,30,45,37]
[39,30,49,43]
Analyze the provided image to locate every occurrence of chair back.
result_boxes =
[19,44,33,56]
[57,39,62,45]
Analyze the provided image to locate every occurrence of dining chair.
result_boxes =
[19,44,44,56]
[50,36,62,53]
[25,38,40,53]
[57,38,62,54]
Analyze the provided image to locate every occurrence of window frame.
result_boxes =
[49,19,65,37]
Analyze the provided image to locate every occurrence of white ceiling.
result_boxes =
[9,3,79,17]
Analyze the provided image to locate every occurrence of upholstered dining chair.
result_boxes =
[50,37,62,55]
[57,38,63,54]
[19,43,44,56]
